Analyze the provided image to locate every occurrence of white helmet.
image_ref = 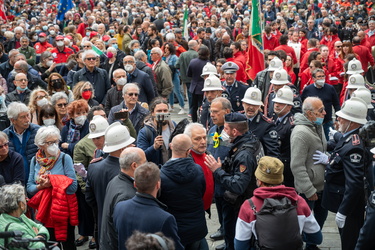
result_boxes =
[351,87,373,109]
[346,73,365,89]
[270,68,289,85]
[103,122,135,153]
[335,97,368,124]
[346,58,364,75]
[202,74,223,91]
[242,87,264,106]
[267,57,283,71]
[88,115,109,139]
[272,85,294,106]
[201,63,219,77]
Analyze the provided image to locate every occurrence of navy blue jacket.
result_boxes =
[60,119,89,157]
[126,68,156,103]
[3,123,40,184]
[159,157,207,246]
[0,150,25,185]
[113,193,183,250]
[222,80,249,112]
[187,58,209,95]
[355,191,375,250]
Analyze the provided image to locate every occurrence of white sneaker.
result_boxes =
[178,108,186,115]
[168,105,174,112]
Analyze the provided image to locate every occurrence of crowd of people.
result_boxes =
[1,0,375,249]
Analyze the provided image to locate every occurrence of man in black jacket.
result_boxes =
[100,147,146,250]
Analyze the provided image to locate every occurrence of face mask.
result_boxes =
[52,80,63,89]
[47,143,59,156]
[220,130,231,142]
[82,90,92,100]
[335,21,340,25]
[46,60,53,67]
[39,37,46,42]
[37,98,49,107]
[166,25,170,29]
[49,30,55,35]
[43,118,55,126]
[133,48,140,52]
[35,29,41,33]
[17,86,28,92]
[42,26,48,31]
[112,44,118,49]
[314,117,324,126]
[56,41,64,47]
[109,29,114,33]
[86,31,90,37]
[107,51,114,58]
[33,35,38,40]
[74,115,87,126]
[315,79,325,86]
[124,64,134,72]
[117,77,127,86]
[69,42,73,46]
[0,95,3,104]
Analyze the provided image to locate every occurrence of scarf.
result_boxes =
[67,120,82,143]
[36,149,59,181]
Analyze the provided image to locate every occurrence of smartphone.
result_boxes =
[114,111,129,120]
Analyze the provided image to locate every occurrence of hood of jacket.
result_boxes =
[253,185,299,203]
[293,113,315,127]
[162,157,201,184]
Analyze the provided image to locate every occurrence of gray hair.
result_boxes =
[122,83,140,95]
[184,123,206,137]
[107,46,117,54]
[51,92,68,106]
[165,33,175,42]
[113,68,126,77]
[0,131,8,142]
[302,97,322,115]
[40,51,52,62]
[312,68,325,78]
[7,102,29,120]
[108,38,117,44]
[82,50,99,61]
[119,149,144,170]
[14,26,24,34]
[20,36,29,42]
[123,55,136,63]
[151,47,163,56]
[34,125,61,147]
[129,40,140,49]
[212,97,232,110]
[134,50,147,61]
[0,184,26,214]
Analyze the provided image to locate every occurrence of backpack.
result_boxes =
[248,197,303,250]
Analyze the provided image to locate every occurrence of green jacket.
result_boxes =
[176,49,198,83]
[0,213,49,249]
[18,46,36,66]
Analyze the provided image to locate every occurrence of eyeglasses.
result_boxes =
[315,107,325,113]
[123,61,134,64]
[85,57,97,61]
[150,52,158,55]
[309,66,315,68]
[14,68,22,71]
[57,103,68,108]
[315,75,325,78]
[44,140,59,146]
[36,95,46,99]
[16,79,28,82]
[83,88,92,92]
[127,93,139,96]
[335,45,342,48]
[0,142,9,149]
[83,45,91,48]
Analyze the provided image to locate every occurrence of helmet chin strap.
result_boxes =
[343,121,351,134]
[275,104,287,116]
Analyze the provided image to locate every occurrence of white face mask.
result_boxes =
[39,37,46,42]
[220,130,231,142]
[116,77,127,86]
[33,35,38,40]
[49,30,56,35]
[46,60,53,67]
[124,64,134,72]
[47,143,59,156]
[37,98,49,107]
[74,115,87,126]
[43,118,55,126]
[315,79,325,86]
[56,41,64,47]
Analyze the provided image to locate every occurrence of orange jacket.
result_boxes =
[28,175,79,241]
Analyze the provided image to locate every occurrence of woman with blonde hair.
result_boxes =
[72,81,99,108]
[28,88,50,125]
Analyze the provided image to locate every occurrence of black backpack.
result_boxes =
[248,197,303,250]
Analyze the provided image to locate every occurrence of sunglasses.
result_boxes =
[83,88,93,92]
[0,142,9,149]
[84,45,91,48]
[57,103,68,108]
[86,57,97,61]
[127,93,139,97]
[335,46,342,48]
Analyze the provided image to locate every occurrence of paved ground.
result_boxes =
[77,106,342,249]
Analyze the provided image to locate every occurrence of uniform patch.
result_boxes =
[275,72,281,79]
[294,101,301,108]
[251,91,258,99]
[277,91,283,97]
[350,77,356,84]
[351,64,357,70]
[206,79,212,86]
[352,134,360,145]
[90,123,96,132]
[240,164,247,172]
[269,130,278,139]
[350,153,362,163]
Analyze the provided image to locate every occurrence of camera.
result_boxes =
[155,113,171,136]
[114,110,129,120]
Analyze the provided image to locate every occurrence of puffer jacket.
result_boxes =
[28,175,79,241]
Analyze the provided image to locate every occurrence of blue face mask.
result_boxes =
[314,117,324,125]
[0,95,3,103]
[133,48,140,52]
[17,86,28,92]
[112,44,118,49]
[86,32,90,37]
[42,26,48,31]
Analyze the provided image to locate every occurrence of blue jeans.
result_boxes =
[185,82,192,114]
[185,238,209,250]
[169,72,185,108]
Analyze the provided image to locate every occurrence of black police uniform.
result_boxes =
[199,98,212,130]
[248,112,280,158]
[275,112,295,187]
[222,80,249,113]
[355,191,375,250]
[266,84,302,119]
[322,128,372,250]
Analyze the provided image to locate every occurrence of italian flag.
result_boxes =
[246,0,265,81]
[92,44,105,57]
[183,7,189,41]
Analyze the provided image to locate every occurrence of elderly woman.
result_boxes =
[33,51,58,82]
[0,132,24,185]
[0,184,49,249]
[38,104,59,127]
[47,73,74,102]
[27,126,78,249]
[60,99,89,157]
[51,92,69,130]
[72,81,99,108]
[100,47,123,86]
[28,88,50,125]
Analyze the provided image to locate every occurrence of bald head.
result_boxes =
[188,40,198,50]
[171,134,192,158]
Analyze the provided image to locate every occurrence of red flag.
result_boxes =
[246,0,265,81]
[0,0,7,21]
[89,0,95,10]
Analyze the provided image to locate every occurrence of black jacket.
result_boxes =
[7,72,47,93]
[104,86,123,115]
[222,80,249,112]
[5,89,31,105]
[100,172,136,250]
[126,68,156,103]
[136,61,158,98]
[0,61,13,80]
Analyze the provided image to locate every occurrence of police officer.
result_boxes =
[221,62,249,113]
[264,67,302,119]
[355,190,375,250]
[205,113,264,250]
[351,87,375,121]
[322,97,372,250]
[273,86,297,187]
[200,65,222,130]
[242,87,280,157]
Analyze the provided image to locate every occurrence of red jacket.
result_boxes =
[50,47,75,65]
[227,58,247,83]
[263,34,279,51]
[365,29,375,47]
[353,44,375,73]
[320,34,341,53]
[274,44,298,64]
[300,48,319,73]
[28,175,79,241]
